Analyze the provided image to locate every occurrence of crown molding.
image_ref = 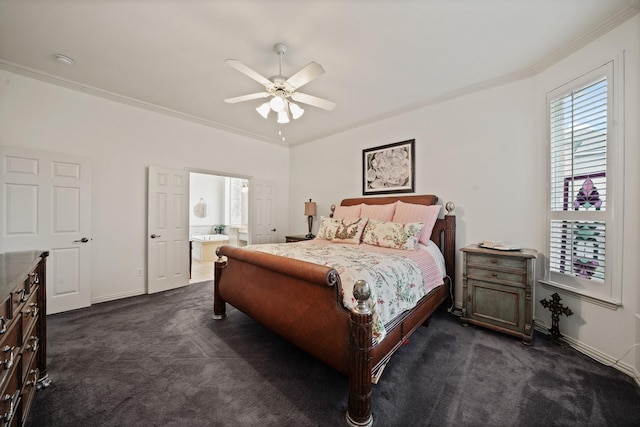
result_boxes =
[0,59,288,148]
[531,0,640,74]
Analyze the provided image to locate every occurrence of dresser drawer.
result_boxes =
[21,321,38,382]
[0,362,21,427]
[467,252,527,272]
[467,266,526,286]
[0,295,10,342]
[20,290,39,343]
[9,289,27,320]
[0,320,20,386]
[20,355,39,425]
[24,270,40,295]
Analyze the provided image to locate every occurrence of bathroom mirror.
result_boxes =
[193,198,207,218]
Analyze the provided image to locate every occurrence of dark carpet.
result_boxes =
[27,280,640,427]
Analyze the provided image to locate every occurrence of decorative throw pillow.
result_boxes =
[315,216,343,240]
[361,219,424,250]
[360,203,396,221]
[333,204,363,219]
[331,217,368,244]
[392,202,441,245]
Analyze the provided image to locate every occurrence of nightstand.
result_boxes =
[285,234,314,243]
[460,244,537,344]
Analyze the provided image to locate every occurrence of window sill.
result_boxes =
[539,280,622,311]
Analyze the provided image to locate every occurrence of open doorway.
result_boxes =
[189,171,249,283]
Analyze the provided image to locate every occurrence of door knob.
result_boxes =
[150,234,161,239]
[270,228,276,232]
[73,237,89,243]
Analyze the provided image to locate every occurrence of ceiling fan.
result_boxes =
[224,43,336,124]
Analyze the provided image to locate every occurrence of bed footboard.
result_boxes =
[214,246,377,426]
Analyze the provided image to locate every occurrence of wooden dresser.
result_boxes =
[0,250,49,426]
[460,245,537,344]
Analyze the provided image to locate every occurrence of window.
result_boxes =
[544,60,623,307]
[224,177,249,225]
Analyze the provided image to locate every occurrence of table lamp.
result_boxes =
[304,199,317,238]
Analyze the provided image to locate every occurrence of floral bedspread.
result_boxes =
[250,240,438,343]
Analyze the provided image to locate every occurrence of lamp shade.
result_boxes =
[289,102,304,120]
[277,109,290,124]
[256,102,271,119]
[304,199,317,216]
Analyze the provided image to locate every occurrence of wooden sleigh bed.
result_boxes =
[213,195,455,426]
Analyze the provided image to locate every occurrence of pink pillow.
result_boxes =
[392,201,441,245]
[333,204,362,219]
[360,203,396,221]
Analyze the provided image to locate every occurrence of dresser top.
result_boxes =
[0,250,48,299]
[461,244,537,259]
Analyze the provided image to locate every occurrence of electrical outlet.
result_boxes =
[136,268,143,277]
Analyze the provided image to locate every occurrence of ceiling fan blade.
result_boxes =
[225,59,273,87]
[284,62,325,90]
[290,92,336,111]
[224,92,270,103]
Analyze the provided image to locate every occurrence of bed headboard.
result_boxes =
[340,194,437,207]
[339,194,456,291]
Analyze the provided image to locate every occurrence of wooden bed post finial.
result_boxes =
[347,280,374,427]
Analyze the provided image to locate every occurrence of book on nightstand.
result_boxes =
[479,240,521,251]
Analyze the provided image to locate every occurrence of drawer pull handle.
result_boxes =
[29,272,39,285]
[1,390,19,423]
[26,303,39,317]
[491,259,498,264]
[17,289,27,303]
[492,273,498,277]
[26,369,39,388]
[2,346,15,370]
[26,336,39,353]
[0,318,5,335]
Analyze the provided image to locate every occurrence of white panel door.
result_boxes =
[251,180,277,244]
[0,146,92,314]
[147,166,189,293]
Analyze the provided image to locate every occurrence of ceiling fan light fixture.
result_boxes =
[270,94,286,112]
[256,102,271,119]
[289,102,304,120]
[277,109,290,124]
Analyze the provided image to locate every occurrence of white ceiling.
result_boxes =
[0,1,637,146]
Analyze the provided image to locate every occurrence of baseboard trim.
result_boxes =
[534,324,639,386]
[91,289,146,305]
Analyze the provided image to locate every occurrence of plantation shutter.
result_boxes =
[549,77,607,283]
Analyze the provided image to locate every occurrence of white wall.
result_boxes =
[290,16,639,380]
[0,69,290,303]
[189,172,226,231]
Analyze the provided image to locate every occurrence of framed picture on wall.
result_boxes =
[362,139,415,195]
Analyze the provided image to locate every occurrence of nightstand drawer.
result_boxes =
[467,266,526,286]
[467,253,527,272]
